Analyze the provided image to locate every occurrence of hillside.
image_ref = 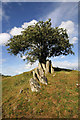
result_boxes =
[2,69,79,118]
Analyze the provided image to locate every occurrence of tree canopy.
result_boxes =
[6,19,74,64]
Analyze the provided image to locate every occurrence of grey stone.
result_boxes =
[28,98,30,102]
[39,76,48,85]
[39,68,44,77]
[19,89,23,94]
[38,63,44,74]
[38,62,41,70]
[29,78,41,92]
[35,67,47,85]
[51,65,54,74]
[76,83,80,87]
[45,60,50,74]
[33,71,37,80]
[30,60,54,92]
[35,68,41,80]
[53,73,56,77]
[42,63,46,71]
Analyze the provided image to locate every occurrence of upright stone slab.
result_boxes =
[38,62,42,70]
[51,65,54,74]
[38,63,44,75]
[29,78,41,92]
[33,71,37,80]
[45,60,51,74]
[35,68,41,81]
[38,63,44,73]
[35,67,48,85]
[39,76,48,85]
[42,63,46,71]
[46,60,49,73]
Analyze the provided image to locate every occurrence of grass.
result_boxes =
[2,69,79,118]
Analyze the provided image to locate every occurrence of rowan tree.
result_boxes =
[6,19,74,64]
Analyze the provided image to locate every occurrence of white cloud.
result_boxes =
[11,61,38,75]
[52,60,78,70]
[59,20,78,44]
[0,33,11,45]
[10,27,24,36]
[9,20,37,36]
[0,19,37,45]
[59,20,75,35]
[25,61,38,70]
[22,20,37,29]
[15,70,23,74]
[70,37,78,44]
[44,2,78,27]
[60,56,65,58]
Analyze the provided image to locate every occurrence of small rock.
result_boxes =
[25,97,27,100]
[53,73,56,77]
[28,98,30,102]
[76,83,80,87]
[13,105,17,111]
[19,89,23,94]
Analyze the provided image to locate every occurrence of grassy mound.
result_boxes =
[2,69,79,118]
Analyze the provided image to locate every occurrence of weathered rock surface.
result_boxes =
[42,63,46,71]
[38,63,44,74]
[30,60,54,92]
[45,60,50,73]
[33,71,37,80]
[51,65,54,74]
[19,89,23,94]
[34,67,48,85]
[39,76,48,85]
[29,78,41,92]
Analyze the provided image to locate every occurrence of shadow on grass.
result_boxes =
[53,67,72,72]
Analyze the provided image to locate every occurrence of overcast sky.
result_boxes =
[0,1,79,75]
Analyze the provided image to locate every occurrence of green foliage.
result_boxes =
[6,19,74,64]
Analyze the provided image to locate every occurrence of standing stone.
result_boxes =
[45,60,51,74]
[19,89,23,94]
[35,68,47,85]
[38,62,42,70]
[39,68,44,77]
[33,71,37,80]
[39,76,48,85]
[35,68,41,80]
[46,60,49,73]
[29,78,41,92]
[29,60,55,92]
[42,63,46,71]
[51,65,54,74]
[38,63,44,75]
[38,63,44,73]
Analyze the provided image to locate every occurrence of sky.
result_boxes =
[0,1,79,76]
